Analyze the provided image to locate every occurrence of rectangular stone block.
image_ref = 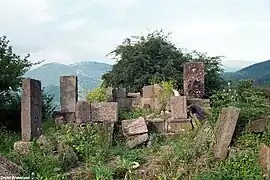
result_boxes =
[60,76,78,112]
[107,87,115,101]
[122,117,148,136]
[115,88,126,99]
[75,101,91,124]
[143,85,155,98]
[21,78,42,141]
[127,133,149,149]
[183,62,205,98]
[213,107,241,159]
[141,97,155,109]
[127,92,141,98]
[147,118,166,133]
[167,121,192,133]
[117,98,133,110]
[91,102,118,122]
[170,96,187,119]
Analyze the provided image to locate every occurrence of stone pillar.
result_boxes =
[183,62,205,99]
[60,75,78,112]
[60,76,78,123]
[21,78,42,141]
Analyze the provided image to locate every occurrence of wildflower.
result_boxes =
[223,89,226,92]
[229,89,231,92]
[228,82,231,86]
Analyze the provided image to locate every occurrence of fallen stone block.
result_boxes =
[0,157,23,176]
[127,134,149,149]
[122,117,148,136]
[259,143,270,173]
[250,118,268,133]
[14,141,33,155]
[167,120,192,133]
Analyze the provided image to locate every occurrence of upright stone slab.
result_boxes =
[60,76,78,112]
[107,87,115,101]
[213,107,241,159]
[91,102,118,122]
[143,85,155,98]
[21,78,42,141]
[114,88,126,99]
[170,96,187,119]
[183,62,205,98]
[75,101,91,124]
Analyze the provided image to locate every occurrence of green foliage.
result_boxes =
[0,127,20,156]
[63,124,110,163]
[222,59,270,86]
[195,150,263,180]
[86,85,108,102]
[210,80,270,132]
[42,88,56,120]
[155,81,174,112]
[102,30,224,97]
[119,108,152,121]
[0,36,38,92]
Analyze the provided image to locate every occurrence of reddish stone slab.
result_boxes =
[183,62,205,98]
[122,117,148,136]
[91,102,118,122]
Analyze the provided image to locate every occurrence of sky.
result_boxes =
[0,0,269,67]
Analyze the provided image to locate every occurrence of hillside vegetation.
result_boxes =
[223,60,270,85]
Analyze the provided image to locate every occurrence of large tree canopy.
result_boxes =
[102,30,225,97]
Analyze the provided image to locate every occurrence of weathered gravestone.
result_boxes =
[114,88,126,99]
[183,62,205,98]
[91,102,118,122]
[60,75,78,112]
[143,85,155,98]
[21,78,42,141]
[259,143,270,173]
[75,101,91,124]
[170,96,188,120]
[213,106,241,159]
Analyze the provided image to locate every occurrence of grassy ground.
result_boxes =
[1,81,270,179]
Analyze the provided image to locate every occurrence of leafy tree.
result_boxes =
[86,85,109,102]
[102,30,225,97]
[0,36,56,131]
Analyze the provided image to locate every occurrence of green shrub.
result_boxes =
[155,80,174,112]
[195,150,263,180]
[63,124,110,163]
[119,108,152,121]
[0,127,20,155]
[87,86,108,102]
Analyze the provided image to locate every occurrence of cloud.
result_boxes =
[0,0,269,68]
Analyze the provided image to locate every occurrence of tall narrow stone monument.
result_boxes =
[183,62,205,99]
[60,76,78,112]
[21,78,42,141]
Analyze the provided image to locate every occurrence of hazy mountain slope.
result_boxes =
[223,59,270,85]
[24,61,112,108]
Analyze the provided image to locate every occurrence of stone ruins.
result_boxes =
[14,61,241,155]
